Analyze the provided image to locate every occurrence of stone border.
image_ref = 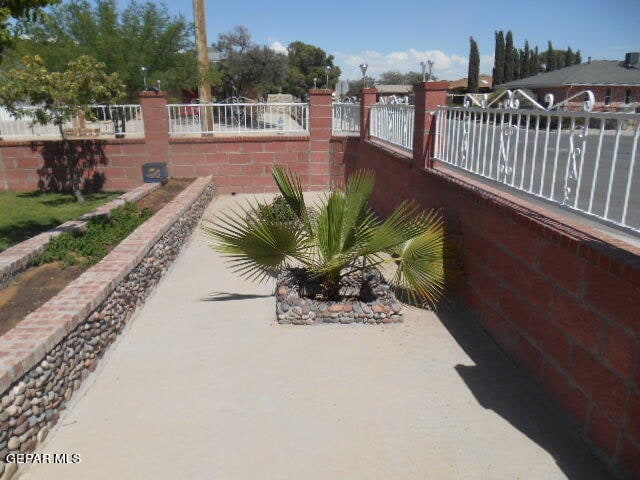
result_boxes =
[275,270,403,324]
[0,182,160,287]
[0,177,214,478]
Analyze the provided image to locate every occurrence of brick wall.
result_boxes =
[0,90,341,194]
[329,137,358,189]
[348,136,640,479]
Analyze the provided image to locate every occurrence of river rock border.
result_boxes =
[0,177,214,479]
[275,269,403,325]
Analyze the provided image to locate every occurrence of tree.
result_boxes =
[504,31,515,82]
[378,70,426,85]
[530,47,539,76]
[493,31,505,85]
[213,27,289,98]
[286,41,340,99]
[522,41,530,79]
[0,55,124,201]
[346,77,375,96]
[203,165,456,307]
[405,71,427,83]
[0,0,60,61]
[565,47,574,68]
[4,0,198,100]
[575,50,582,64]
[546,41,556,71]
[467,37,480,93]
[380,70,405,85]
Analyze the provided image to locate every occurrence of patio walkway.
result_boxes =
[20,194,611,480]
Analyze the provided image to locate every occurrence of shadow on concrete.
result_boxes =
[201,292,273,302]
[436,302,613,480]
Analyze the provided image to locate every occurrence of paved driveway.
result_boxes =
[18,194,611,480]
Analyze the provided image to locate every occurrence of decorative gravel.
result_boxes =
[276,267,403,325]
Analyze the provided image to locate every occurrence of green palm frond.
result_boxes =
[357,201,426,256]
[202,165,457,307]
[340,170,376,251]
[201,201,309,282]
[388,210,455,307]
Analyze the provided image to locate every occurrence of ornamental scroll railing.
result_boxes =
[167,101,309,136]
[434,89,640,234]
[370,99,414,151]
[0,104,144,139]
[332,102,360,136]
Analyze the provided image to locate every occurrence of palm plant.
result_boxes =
[202,165,455,307]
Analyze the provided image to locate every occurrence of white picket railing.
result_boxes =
[370,103,414,151]
[167,102,309,136]
[332,102,360,136]
[434,90,640,233]
[0,105,144,139]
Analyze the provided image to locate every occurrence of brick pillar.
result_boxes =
[139,90,170,167]
[413,81,448,168]
[308,89,333,189]
[360,88,378,142]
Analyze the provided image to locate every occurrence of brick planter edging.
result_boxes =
[0,177,214,477]
[0,182,160,287]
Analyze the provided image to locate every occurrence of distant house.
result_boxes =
[498,53,640,111]
[376,84,413,103]
[449,75,494,94]
[447,75,493,105]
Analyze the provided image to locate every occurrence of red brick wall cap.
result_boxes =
[139,90,168,98]
[413,81,450,91]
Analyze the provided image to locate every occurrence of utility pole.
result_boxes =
[193,0,211,103]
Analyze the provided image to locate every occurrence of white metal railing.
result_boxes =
[435,90,640,233]
[167,102,309,136]
[370,103,414,151]
[332,102,360,136]
[0,105,144,139]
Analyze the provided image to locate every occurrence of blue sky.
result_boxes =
[125,0,640,81]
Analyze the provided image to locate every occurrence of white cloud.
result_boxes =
[334,48,495,81]
[269,40,288,54]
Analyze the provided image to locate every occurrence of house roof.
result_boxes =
[499,61,640,88]
[448,75,493,90]
[376,84,413,94]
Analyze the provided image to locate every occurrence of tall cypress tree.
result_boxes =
[546,41,556,71]
[468,36,480,93]
[522,40,530,79]
[493,31,505,85]
[565,46,574,67]
[504,31,514,82]
[530,46,539,76]
[514,49,522,79]
[575,49,582,64]
[556,49,566,69]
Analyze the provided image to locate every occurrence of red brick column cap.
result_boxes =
[362,88,379,94]
[139,90,168,98]
[413,81,450,92]
[308,89,333,95]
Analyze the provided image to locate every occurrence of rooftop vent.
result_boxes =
[624,52,640,68]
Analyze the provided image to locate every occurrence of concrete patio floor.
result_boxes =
[18,194,612,480]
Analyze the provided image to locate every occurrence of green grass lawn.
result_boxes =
[0,191,122,252]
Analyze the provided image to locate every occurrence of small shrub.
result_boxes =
[257,195,298,223]
[36,202,153,268]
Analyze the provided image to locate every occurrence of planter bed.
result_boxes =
[0,182,161,288]
[0,179,193,337]
[0,176,214,478]
[276,268,403,325]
